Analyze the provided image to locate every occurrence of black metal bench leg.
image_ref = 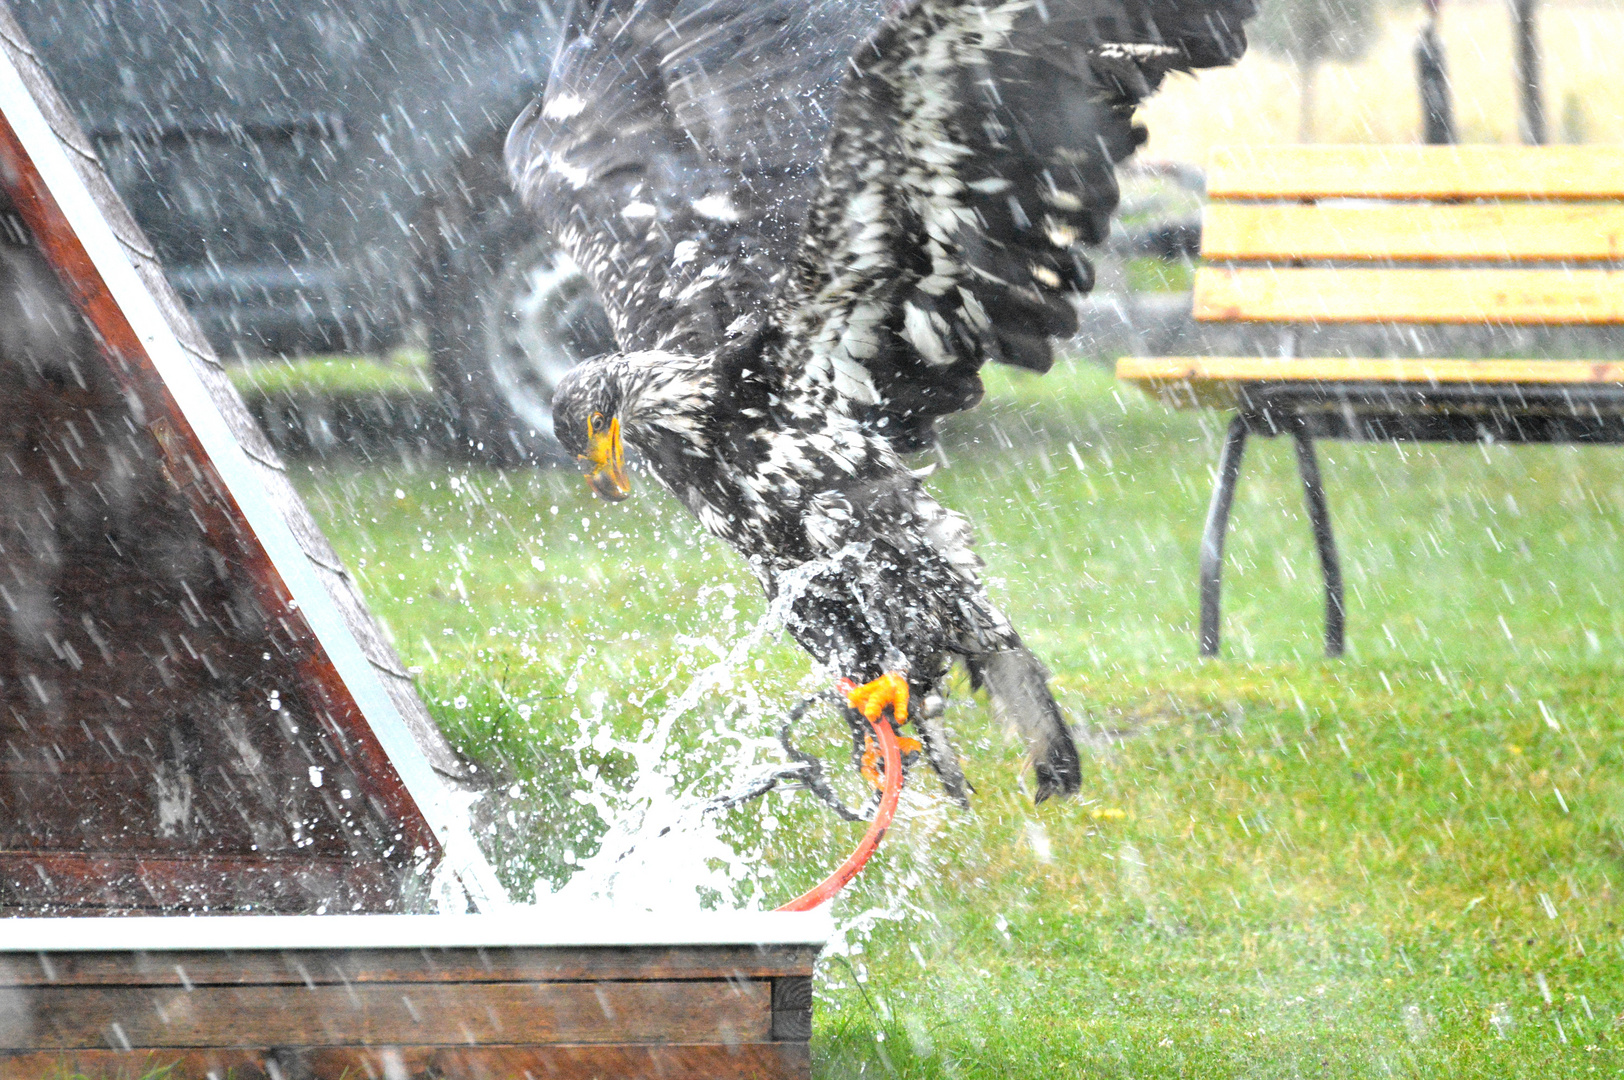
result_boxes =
[1200,416,1248,657]
[1291,428,1345,658]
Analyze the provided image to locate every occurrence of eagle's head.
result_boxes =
[553,349,718,501]
[553,358,632,501]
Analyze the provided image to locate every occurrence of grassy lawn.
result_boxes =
[227,349,433,398]
[297,360,1624,1078]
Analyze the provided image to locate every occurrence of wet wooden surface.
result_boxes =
[9,981,774,1048]
[0,937,820,1079]
[0,1044,814,1080]
[1117,357,1624,408]
[0,943,815,986]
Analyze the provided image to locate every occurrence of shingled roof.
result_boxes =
[0,5,503,914]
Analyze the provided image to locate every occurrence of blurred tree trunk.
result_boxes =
[1512,0,1544,144]
[1254,0,1379,145]
[1416,0,1455,144]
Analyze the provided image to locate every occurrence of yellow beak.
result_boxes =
[582,416,630,501]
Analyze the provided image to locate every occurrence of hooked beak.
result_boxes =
[581,416,630,501]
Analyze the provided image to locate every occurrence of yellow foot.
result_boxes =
[842,673,917,790]
[860,732,924,791]
[843,672,909,724]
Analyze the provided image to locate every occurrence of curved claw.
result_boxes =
[860,733,924,791]
[842,672,909,724]
[841,672,917,791]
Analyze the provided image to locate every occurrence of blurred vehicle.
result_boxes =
[13,0,610,460]
[13,0,892,461]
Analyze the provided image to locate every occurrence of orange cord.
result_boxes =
[775,711,903,912]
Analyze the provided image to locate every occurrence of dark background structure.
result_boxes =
[0,5,498,914]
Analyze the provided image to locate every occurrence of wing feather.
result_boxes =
[506,0,887,355]
[509,0,1253,443]
[780,0,1254,444]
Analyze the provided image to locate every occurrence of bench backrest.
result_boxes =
[1193,146,1624,326]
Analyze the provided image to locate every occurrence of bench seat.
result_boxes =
[1115,146,1624,658]
[1121,357,1624,406]
[1119,357,1624,441]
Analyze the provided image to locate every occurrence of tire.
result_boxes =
[423,157,613,464]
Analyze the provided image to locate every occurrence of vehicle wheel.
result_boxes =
[424,186,613,464]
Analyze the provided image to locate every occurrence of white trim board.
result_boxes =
[0,911,832,952]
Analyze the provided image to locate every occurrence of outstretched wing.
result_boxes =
[781,0,1253,445]
[506,0,889,355]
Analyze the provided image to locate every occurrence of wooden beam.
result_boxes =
[1193,267,1624,324]
[1206,146,1624,200]
[0,944,818,987]
[1115,357,1624,409]
[9,980,773,1049]
[0,918,824,1079]
[1201,203,1624,262]
[0,1044,813,1080]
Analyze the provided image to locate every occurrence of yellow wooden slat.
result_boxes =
[1115,357,1624,409]
[1206,146,1624,201]
[1202,204,1624,262]
[1193,267,1624,324]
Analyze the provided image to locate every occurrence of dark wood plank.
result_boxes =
[770,977,814,1042]
[0,945,819,987]
[0,853,399,915]
[0,1043,812,1080]
[0,773,368,859]
[7,980,772,1049]
[372,1043,812,1080]
[771,977,813,1012]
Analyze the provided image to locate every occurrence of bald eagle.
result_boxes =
[507,0,1252,803]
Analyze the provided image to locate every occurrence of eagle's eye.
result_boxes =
[587,411,606,436]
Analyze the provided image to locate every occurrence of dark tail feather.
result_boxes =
[968,648,1081,803]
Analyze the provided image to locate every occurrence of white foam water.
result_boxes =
[525,544,956,940]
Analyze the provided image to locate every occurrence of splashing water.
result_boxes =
[534,543,959,938]
[540,591,788,914]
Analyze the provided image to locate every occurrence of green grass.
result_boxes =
[1123,256,1196,293]
[296,359,1624,1078]
[227,349,433,399]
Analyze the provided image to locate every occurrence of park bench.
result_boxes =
[1115,145,1624,658]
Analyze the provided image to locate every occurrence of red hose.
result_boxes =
[776,714,902,912]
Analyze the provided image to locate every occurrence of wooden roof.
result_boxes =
[0,5,502,914]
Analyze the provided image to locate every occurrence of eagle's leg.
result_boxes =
[841,673,924,791]
[915,692,972,808]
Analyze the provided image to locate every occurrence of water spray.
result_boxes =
[776,707,902,912]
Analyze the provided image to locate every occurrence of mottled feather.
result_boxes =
[509,0,1252,803]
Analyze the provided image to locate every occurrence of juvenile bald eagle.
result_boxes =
[508,0,1252,803]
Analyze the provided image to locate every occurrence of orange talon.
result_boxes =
[860,733,924,791]
[843,671,909,724]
